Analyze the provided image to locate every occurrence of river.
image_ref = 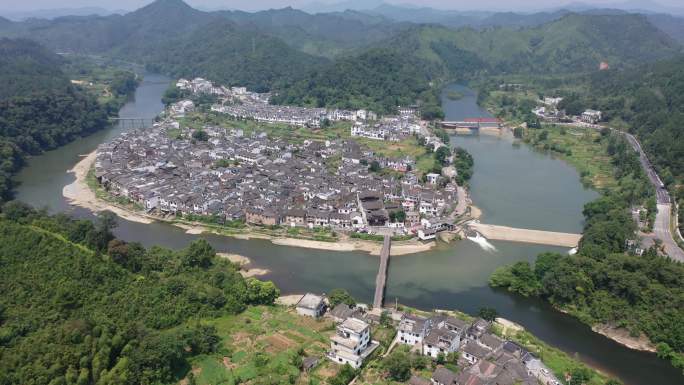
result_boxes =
[13,77,684,385]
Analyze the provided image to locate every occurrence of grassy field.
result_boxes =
[186,305,338,385]
[185,305,396,385]
[526,124,617,190]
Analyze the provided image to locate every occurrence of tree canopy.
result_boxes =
[0,203,279,385]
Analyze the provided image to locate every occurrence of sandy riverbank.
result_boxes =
[217,252,270,277]
[470,205,482,219]
[63,151,440,256]
[271,237,436,256]
[592,324,656,352]
[63,151,154,224]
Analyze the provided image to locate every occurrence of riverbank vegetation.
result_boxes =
[62,55,140,113]
[490,127,684,372]
[0,201,279,385]
[0,39,115,201]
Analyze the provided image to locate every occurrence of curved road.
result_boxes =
[621,132,684,262]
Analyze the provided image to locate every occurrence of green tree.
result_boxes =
[182,239,215,268]
[192,130,209,141]
[384,350,412,381]
[513,127,524,138]
[369,160,381,172]
[246,279,280,305]
[328,288,355,308]
[478,307,498,322]
[434,146,452,166]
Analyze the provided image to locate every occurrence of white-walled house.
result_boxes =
[296,293,326,318]
[581,109,602,124]
[461,340,490,365]
[426,173,440,185]
[418,228,437,241]
[397,314,432,346]
[423,328,460,358]
[328,318,378,368]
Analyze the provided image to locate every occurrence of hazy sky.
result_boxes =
[1,0,682,13]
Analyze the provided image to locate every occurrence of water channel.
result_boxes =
[13,76,684,385]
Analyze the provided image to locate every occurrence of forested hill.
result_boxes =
[584,57,684,189]
[0,38,69,98]
[215,7,410,58]
[0,203,279,385]
[274,13,680,114]
[0,38,109,201]
[146,19,328,92]
[1,0,679,98]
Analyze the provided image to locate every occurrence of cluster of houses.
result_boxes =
[176,77,426,141]
[294,293,559,385]
[94,115,461,236]
[177,77,366,128]
[211,102,361,128]
[532,97,565,123]
[350,106,422,141]
[532,97,603,125]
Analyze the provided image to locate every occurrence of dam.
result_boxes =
[468,223,582,248]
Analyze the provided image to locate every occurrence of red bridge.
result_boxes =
[442,118,502,129]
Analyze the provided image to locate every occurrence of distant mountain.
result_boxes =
[147,19,328,92]
[0,0,211,54]
[1,1,680,101]
[477,10,571,28]
[647,13,684,43]
[388,13,680,75]
[0,7,126,21]
[275,12,681,113]
[303,0,384,14]
[215,6,408,58]
[365,3,489,27]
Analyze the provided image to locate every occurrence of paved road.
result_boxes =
[615,132,684,261]
[562,122,684,261]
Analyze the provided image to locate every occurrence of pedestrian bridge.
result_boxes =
[373,235,391,309]
[442,118,502,129]
[468,223,581,248]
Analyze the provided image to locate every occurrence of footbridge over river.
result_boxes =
[373,235,391,309]
[441,118,503,129]
[468,223,582,248]
[108,117,156,129]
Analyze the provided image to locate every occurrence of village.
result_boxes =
[93,77,468,240]
[284,292,562,385]
[531,96,603,126]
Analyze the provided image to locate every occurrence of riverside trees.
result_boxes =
[0,202,279,385]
